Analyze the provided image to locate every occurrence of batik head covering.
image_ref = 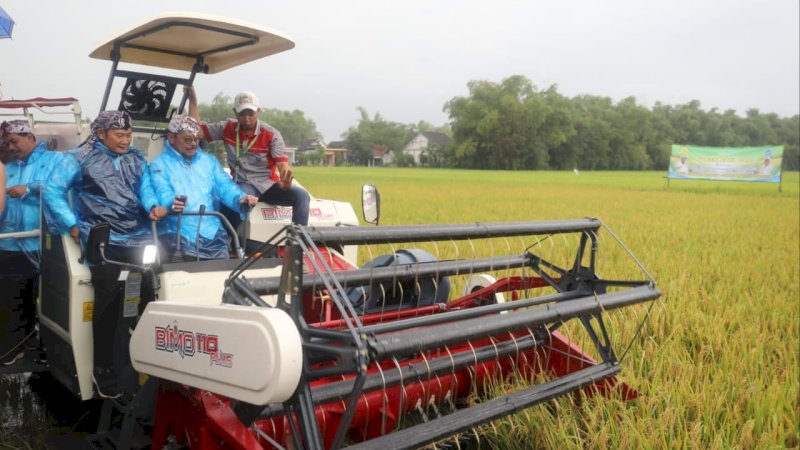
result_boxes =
[167,115,200,135]
[84,110,132,149]
[0,120,33,137]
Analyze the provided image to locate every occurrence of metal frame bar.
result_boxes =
[303,219,602,245]
[345,363,620,450]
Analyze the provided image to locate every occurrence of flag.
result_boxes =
[0,6,14,39]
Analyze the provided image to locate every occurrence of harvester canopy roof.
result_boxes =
[89,11,295,74]
[0,97,80,109]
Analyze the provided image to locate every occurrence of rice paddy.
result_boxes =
[295,167,799,449]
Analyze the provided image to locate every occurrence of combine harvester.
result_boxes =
[1,13,662,449]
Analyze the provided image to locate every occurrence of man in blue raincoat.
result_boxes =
[0,121,63,365]
[150,115,257,261]
[44,111,167,398]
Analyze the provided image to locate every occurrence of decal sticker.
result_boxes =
[261,207,293,221]
[308,207,335,222]
[154,321,234,368]
[83,302,93,322]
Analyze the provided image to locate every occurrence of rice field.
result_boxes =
[295,167,800,449]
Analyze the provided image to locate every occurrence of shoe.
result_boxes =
[23,334,40,351]
[2,350,24,366]
[92,373,123,399]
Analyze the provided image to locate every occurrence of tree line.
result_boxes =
[443,75,799,171]
[198,76,800,170]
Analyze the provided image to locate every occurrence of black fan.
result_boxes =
[118,78,175,120]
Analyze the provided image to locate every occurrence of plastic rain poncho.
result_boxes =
[43,141,159,253]
[0,142,64,268]
[149,141,247,260]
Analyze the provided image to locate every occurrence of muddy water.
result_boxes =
[0,372,101,449]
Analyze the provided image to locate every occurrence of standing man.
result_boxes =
[150,115,257,261]
[0,121,63,365]
[44,111,167,398]
[186,87,310,226]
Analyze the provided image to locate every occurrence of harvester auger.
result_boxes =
[138,217,661,450]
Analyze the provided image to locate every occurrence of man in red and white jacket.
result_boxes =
[187,87,310,225]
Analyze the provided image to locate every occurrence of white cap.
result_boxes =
[234,91,260,113]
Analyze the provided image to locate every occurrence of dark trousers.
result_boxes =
[89,247,154,387]
[0,251,36,358]
[258,184,311,226]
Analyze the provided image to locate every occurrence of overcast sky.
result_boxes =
[1,0,798,142]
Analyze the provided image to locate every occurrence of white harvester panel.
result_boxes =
[248,196,360,262]
[130,302,302,405]
[158,263,283,307]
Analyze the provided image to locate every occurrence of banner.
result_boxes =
[667,145,783,182]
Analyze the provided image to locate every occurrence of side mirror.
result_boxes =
[142,245,159,266]
[86,223,111,265]
[362,184,380,226]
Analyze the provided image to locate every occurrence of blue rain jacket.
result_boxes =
[150,142,246,260]
[0,142,64,267]
[43,142,159,253]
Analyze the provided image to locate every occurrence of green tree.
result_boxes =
[445,76,573,170]
[777,115,799,170]
[412,120,451,135]
[261,109,321,147]
[197,92,235,123]
[196,93,235,162]
[444,77,799,171]
[343,107,415,166]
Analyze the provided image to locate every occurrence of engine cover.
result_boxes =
[130,301,302,405]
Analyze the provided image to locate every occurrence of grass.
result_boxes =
[295,167,800,449]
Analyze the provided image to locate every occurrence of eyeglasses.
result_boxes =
[179,135,200,144]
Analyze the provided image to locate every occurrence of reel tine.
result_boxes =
[466,340,479,397]
[360,388,370,439]
[414,398,428,422]
[431,277,440,307]
[486,235,495,267]
[431,239,444,311]
[396,282,405,312]
[392,357,406,431]
[559,231,571,279]
[413,278,422,310]
[374,362,390,436]
[510,330,524,380]
[466,237,476,282]
[420,351,432,408]
[535,324,551,377]
[376,282,388,317]
[488,335,501,370]
[558,318,575,374]
[444,345,458,410]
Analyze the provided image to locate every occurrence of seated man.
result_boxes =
[185,87,310,226]
[44,111,167,398]
[0,121,63,365]
[150,115,257,261]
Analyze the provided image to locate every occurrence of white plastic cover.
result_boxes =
[130,301,302,405]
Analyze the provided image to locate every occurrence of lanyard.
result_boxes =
[235,124,258,161]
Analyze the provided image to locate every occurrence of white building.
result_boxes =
[401,131,452,166]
